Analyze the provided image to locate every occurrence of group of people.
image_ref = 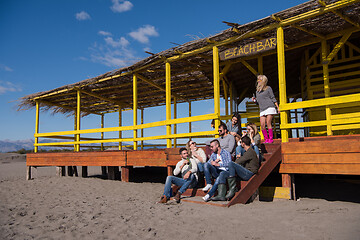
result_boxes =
[158,75,279,204]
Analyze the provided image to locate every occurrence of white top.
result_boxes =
[192,148,207,164]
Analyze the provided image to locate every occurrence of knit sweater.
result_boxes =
[255,86,277,112]
[173,157,198,180]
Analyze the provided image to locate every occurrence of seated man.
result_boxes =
[158,148,198,204]
[201,139,231,202]
[217,123,236,157]
[224,135,260,200]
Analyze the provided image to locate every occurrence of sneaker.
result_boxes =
[202,184,212,192]
[202,194,210,202]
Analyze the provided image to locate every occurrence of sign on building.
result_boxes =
[219,37,277,61]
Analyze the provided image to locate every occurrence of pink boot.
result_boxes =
[268,128,274,143]
[262,129,269,143]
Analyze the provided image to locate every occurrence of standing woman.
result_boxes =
[252,75,279,143]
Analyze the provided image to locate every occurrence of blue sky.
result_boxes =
[0,0,305,143]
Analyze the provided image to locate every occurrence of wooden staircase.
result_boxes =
[181,142,282,207]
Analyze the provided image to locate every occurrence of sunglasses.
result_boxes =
[190,142,196,145]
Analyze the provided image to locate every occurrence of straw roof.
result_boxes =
[19,0,360,116]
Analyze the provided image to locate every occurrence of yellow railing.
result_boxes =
[34,113,218,147]
[279,92,360,131]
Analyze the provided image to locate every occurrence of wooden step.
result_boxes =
[226,144,282,207]
[181,196,227,207]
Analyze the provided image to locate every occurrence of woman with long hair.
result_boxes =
[252,75,279,143]
[236,123,262,162]
[186,140,206,173]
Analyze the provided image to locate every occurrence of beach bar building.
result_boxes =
[21,0,360,206]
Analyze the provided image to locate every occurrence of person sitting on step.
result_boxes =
[224,135,260,201]
[217,123,236,157]
[236,122,262,163]
[186,139,206,173]
[158,148,198,204]
[201,139,231,202]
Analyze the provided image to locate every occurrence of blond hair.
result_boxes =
[247,122,258,135]
[256,75,268,92]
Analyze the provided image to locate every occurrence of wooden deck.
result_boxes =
[26,135,360,206]
[280,134,360,175]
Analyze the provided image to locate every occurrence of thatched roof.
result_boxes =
[19,0,360,116]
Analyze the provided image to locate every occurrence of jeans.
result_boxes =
[207,170,229,197]
[163,174,197,198]
[236,145,262,164]
[228,161,254,181]
[204,161,222,185]
[197,162,204,173]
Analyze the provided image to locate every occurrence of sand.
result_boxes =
[0,156,359,240]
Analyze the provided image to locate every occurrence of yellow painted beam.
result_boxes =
[324,31,353,64]
[34,101,39,153]
[173,97,177,148]
[35,130,217,147]
[213,46,220,137]
[277,26,289,142]
[240,59,258,76]
[75,90,81,152]
[229,82,233,114]
[166,62,172,148]
[140,108,144,150]
[281,117,360,129]
[280,90,360,112]
[35,113,218,138]
[133,74,138,150]
[321,40,333,135]
[332,123,360,131]
[101,114,104,151]
[189,102,192,135]
[119,109,122,150]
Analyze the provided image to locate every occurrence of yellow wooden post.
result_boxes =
[141,108,144,150]
[223,80,229,117]
[76,90,81,152]
[258,56,263,75]
[166,62,172,148]
[277,26,289,143]
[101,114,104,151]
[230,82,233,114]
[173,97,177,148]
[213,46,220,137]
[321,40,333,136]
[189,101,192,137]
[34,101,39,153]
[119,109,122,150]
[133,74,138,150]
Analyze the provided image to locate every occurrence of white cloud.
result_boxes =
[0,64,13,72]
[0,81,22,95]
[111,0,133,13]
[88,36,139,68]
[98,30,112,36]
[104,36,129,48]
[75,11,91,21]
[129,25,159,44]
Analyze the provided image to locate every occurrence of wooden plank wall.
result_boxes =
[280,136,360,175]
[27,151,127,166]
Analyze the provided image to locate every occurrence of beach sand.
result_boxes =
[1,156,359,240]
